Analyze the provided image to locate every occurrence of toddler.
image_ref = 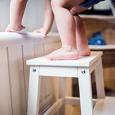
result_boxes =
[5,0,27,32]
[45,0,104,60]
[5,0,104,60]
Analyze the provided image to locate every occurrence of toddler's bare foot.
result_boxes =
[78,47,91,57]
[45,48,80,60]
[5,24,25,32]
[33,28,48,38]
[45,47,91,60]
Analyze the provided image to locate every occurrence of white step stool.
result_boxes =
[26,51,105,115]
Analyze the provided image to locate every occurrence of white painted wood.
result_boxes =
[0,48,12,115]
[21,34,61,114]
[27,67,41,115]
[34,40,56,109]
[78,68,93,115]
[8,45,26,115]
[23,41,52,109]
[42,35,61,101]
[0,32,43,40]
[27,51,103,115]
[95,57,105,98]
[0,32,43,47]
[39,66,78,77]
[0,33,61,115]
[27,52,102,67]
[94,97,115,115]
[22,37,59,113]
[23,44,35,102]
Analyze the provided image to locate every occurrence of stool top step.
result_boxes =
[26,51,102,67]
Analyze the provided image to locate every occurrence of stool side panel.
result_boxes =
[39,66,78,78]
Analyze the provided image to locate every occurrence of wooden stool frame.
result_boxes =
[27,52,105,115]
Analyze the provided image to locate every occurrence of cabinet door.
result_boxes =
[0,48,12,115]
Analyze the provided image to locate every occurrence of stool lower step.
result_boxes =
[94,97,115,115]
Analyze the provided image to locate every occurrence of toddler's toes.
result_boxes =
[5,24,25,32]
[33,28,47,38]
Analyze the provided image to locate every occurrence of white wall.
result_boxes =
[0,0,10,31]
[0,0,57,32]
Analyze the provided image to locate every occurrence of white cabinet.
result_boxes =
[0,32,61,115]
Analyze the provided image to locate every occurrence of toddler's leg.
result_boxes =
[46,0,85,60]
[5,0,27,32]
[34,0,54,37]
[73,11,90,56]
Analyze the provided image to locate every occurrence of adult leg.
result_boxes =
[5,0,27,32]
[46,0,85,60]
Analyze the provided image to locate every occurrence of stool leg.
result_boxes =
[78,68,93,115]
[59,78,65,115]
[95,57,105,98]
[27,66,41,115]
